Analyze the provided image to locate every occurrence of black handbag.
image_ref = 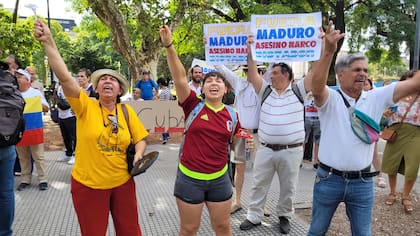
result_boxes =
[121,104,159,176]
[57,97,71,110]
[50,108,59,123]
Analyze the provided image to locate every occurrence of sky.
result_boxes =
[0,0,82,24]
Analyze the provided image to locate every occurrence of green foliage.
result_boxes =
[0,10,38,67]
[68,16,126,74]
[348,0,415,68]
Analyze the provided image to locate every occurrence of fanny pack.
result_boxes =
[338,90,380,144]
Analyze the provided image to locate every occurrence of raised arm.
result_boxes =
[393,74,420,102]
[159,25,190,103]
[34,20,80,98]
[245,36,263,93]
[214,64,240,87]
[311,21,345,107]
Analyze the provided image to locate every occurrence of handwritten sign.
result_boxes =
[123,100,184,132]
[204,22,251,65]
[251,12,322,62]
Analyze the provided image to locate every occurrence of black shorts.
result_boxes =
[173,169,233,204]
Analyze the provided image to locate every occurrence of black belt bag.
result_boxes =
[261,142,303,151]
[319,162,379,179]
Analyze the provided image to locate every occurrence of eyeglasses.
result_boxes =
[107,115,118,134]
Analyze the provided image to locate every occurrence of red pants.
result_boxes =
[71,177,142,236]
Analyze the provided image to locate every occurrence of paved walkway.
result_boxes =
[13,143,315,236]
[12,142,420,235]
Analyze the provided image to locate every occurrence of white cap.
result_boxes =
[16,69,31,81]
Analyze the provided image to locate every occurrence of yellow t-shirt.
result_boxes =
[67,90,148,189]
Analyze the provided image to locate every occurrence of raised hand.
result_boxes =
[34,20,52,44]
[321,20,345,55]
[159,25,172,48]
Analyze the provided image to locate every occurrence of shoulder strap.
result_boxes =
[291,83,304,104]
[184,100,206,134]
[178,101,238,158]
[224,105,238,144]
[337,90,351,108]
[261,85,272,105]
[121,104,132,139]
[179,100,206,158]
[262,84,303,105]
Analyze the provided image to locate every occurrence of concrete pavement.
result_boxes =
[12,142,419,235]
[13,143,314,236]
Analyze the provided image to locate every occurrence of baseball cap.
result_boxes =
[16,69,31,81]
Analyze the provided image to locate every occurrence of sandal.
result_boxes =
[377,177,386,188]
[385,193,397,205]
[402,198,414,213]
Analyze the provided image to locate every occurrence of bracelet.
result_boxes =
[164,42,173,48]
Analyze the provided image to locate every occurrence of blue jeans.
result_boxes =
[308,166,374,236]
[0,146,16,236]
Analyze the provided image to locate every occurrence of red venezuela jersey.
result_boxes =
[180,92,240,174]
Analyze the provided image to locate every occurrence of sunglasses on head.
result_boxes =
[273,63,292,74]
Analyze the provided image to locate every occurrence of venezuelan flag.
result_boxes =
[17,96,44,146]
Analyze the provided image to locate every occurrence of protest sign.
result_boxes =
[191,58,216,74]
[204,22,251,65]
[251,12,322,62]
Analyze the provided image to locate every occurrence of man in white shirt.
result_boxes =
[239,37,311,234]
[188,65,203,95]
[26,66,44,96]
[308,21,420,236]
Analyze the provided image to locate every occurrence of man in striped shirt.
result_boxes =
[239,37,313,234]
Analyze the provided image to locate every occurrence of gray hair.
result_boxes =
[334,53,367,73]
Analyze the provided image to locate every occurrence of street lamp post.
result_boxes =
[413,0,420,70]
[46,0,54,87]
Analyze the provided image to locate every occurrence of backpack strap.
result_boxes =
[178,100,206,158]
[224,105,238,145]
[291,83,304,104]
[178,101,238,158]
[261,85,272,105]
[261,83,304,105]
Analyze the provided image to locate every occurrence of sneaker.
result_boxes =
[57,155,70,162]
[39,182,48,191]
[377,176,386,188]
[230,203,242,214]
[17,183,29,191]
[279,216,291,234]
[161,139,167,145]
[67,156,75,165]
[264,207,271,217]
[239,219,261,230]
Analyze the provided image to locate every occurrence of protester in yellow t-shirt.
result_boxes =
[35,19,148,236]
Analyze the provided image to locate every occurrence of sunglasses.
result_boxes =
[107,115,119,134]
